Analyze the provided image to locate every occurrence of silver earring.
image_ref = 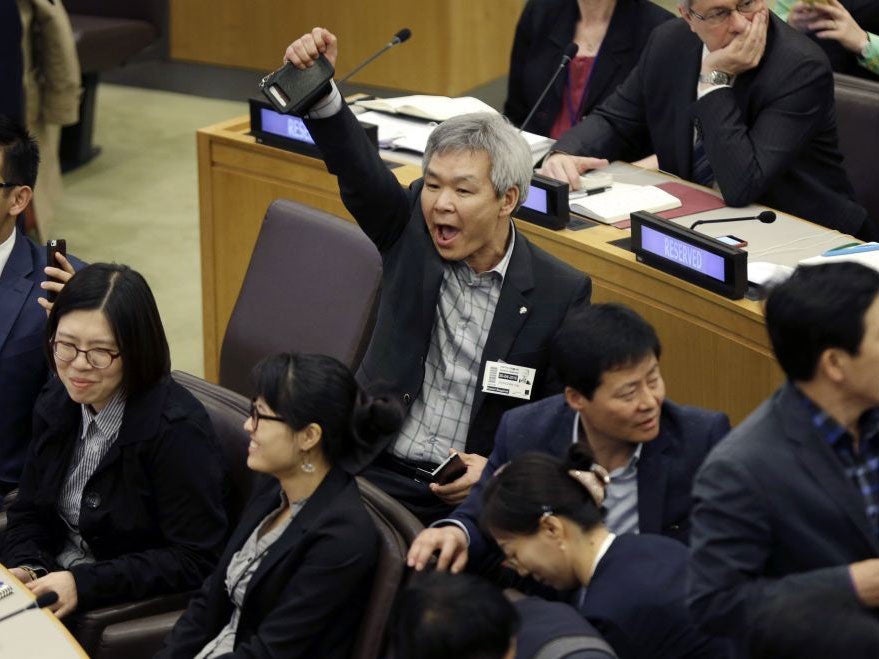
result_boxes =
[300,454,315,473]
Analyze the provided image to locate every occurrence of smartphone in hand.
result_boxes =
[45,239,67,303]
[417,453,467,485]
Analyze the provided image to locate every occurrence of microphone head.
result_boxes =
[758,210,777,223]
[391,28,412,45]
[562,43,579,61]
[35,591,59,608]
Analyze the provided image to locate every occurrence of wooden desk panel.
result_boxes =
[171,1,520,96]
[197,117,784,424]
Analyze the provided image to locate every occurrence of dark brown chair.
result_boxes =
[834,73,879,229]
[61,0,166,169]
[75,371,253,657]
[219,199,382,398]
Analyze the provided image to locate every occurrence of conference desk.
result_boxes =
[196,115,853,424]
[0,565,88,657]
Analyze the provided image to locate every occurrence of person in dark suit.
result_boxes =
[688,262,879,648]
[1,263,228,618]
[159,353,403,658]
[505,0,673,138]
[513,596,619,658]
[285,28,590,524]
[481,449,732,659]
[0,115,81,495]
[541,4,873,239]
[407,304,729,574]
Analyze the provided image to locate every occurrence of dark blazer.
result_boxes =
[449,394,730,571]
[515,596,618,658]
[688,382,879,643]
[159,469,379,659]
[0,228,83,493]
[0,376,228,611]
[504,0,673,137]
[582,534,732,659]
[553,15,869,237]
[305,107,591,458]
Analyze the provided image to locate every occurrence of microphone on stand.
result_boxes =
[689,210,776,231]
[518,43,579,133]
[0,591,59,624]
[338,28,413,85]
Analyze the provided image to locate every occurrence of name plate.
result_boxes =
[516,174,570,230]
[630,211,747,299]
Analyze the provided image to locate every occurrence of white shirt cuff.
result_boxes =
[431,518,471,546]
[305,81,343,118]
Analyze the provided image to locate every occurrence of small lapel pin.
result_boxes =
[519,306,527,315]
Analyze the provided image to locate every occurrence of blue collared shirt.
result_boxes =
[794,386,879,540]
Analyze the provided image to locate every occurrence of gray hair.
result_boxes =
[422,112,532,208]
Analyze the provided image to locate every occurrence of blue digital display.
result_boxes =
[259,108,315,145]
[641,225,726,282]
[522,185,548,213]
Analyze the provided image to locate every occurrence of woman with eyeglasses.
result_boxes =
[0,263,228,619]
[158,352,403,659]
[480,446,732,659]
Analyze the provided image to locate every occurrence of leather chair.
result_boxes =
[219,199,382,398]
[834,73,879,229]
[75,371,253,658]
[61,0,166,169]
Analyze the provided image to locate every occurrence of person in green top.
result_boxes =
[774,0,879,77]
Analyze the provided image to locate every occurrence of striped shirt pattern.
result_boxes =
[796,387,879,540]
[391,228,515,465]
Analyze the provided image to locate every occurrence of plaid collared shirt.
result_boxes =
[391,228,515,465]
[795,387,879,540]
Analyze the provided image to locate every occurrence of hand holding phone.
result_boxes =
[45,239,67,303]
[417,453,466,485]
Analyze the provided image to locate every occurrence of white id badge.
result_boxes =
[481,361,536,400]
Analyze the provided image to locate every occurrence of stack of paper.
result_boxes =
[569,183,682,224]
[355,95,497,121]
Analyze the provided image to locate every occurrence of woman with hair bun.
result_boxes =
[480,446,731,659]
[159,352,404,659]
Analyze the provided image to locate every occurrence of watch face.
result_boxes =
[710,71,730,85]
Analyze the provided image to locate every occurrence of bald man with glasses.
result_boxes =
[540,0,875,240]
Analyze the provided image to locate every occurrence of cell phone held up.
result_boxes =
[416,453,467,486]
[259,55,335,116]
[45,239,66,303]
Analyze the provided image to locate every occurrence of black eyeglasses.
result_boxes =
[0,181,24,189]
[52,340,121,369]
[249,401,286,431]
[688,0,762,26]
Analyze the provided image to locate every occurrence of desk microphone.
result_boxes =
[518,43,579,133]
[338,28,412,84]
[689,210,776,231]
[0,591,58,624]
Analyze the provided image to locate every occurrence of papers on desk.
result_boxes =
[354,95,554,165]
[569,183,682,224]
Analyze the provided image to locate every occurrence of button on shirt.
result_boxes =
[56,390,126,567]
[795,387,879,541]
[391,227,516,465]
[572,414,641,535]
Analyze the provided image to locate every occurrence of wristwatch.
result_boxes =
[699,70,732,86]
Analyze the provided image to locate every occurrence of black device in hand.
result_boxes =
[417,453,467,485]
[259,55,335,115]
[45,239,66,302]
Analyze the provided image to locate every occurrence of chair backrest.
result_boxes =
[834,73,879,227]
[219,199,382,397]
[352,491,409,659]
[356,476,424,547]
[170,371,255,526]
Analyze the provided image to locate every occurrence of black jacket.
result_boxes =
[159,469,379,659]
[305,106,591,458]
[1,376,228,611]
[504,0,673,137]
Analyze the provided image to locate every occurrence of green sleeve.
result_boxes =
[772,0,794,21]
[859,32,879,75]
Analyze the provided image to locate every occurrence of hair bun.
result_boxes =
[352,391,404,438]
[564,442,597,472]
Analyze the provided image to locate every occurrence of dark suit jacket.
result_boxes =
[449,394,730,570]
[159,469,379,659]
[554,15,868,236]
[305,107,591,458]
[0,228,83,493]
[0,376,228,611]
[504,0,672,137]
[515,596,618,658]
[582,534,732,659]
[688,382,879,643]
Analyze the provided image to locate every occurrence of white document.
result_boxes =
[482,360,535,400]
[569,184,681,224]
[355,95,497,122]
